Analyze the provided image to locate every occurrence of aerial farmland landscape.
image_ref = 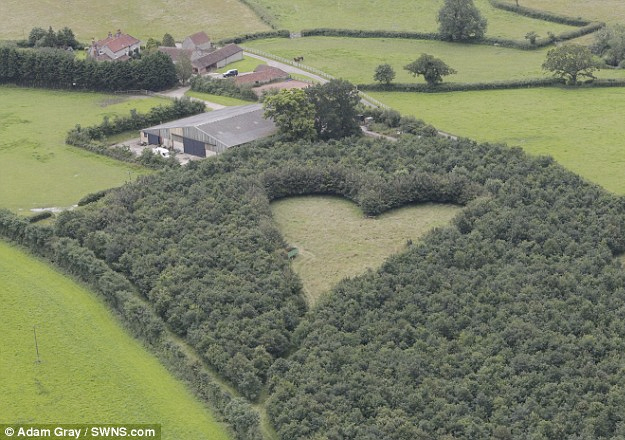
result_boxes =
[2,1,625,439]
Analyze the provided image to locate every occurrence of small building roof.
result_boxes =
[142,104,277,149]
[193,44,243,69]
[158,47,194,63]
[234,65,289,86]
[187,31,211,46]
[96,32,140,53]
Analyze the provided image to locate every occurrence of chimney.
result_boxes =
[116,29,121,37]
[108,31,112,38]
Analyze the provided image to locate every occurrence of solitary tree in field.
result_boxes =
[438,0,487,41]
[374,64,396,85]
[542,44,599,84]
[404,54,457,85]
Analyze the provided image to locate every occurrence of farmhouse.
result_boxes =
[192,44,243,74]
[88,30,141,61]
[140,104,277,157]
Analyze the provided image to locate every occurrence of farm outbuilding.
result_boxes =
[192,44,243,74]
[140,104,277,157]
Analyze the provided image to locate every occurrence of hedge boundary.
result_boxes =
[0,210,263,440]
[359,77,625,93]
[487,0,591,26]
[299,24,604,50]
[218,29,290,45]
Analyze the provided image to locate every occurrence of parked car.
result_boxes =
[223,69,238,77]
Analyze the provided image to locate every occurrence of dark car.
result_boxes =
[223,69,238,77]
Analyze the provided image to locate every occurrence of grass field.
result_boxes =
[271,196,460,305]
[245,0,574,39]
[369,87,625,194]
[0,0,269,42]
[519,0,625,25]
[0,241,231,439]
[245,37,625,85]
[0,86,171,213]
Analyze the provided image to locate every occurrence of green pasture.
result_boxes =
[215,56,267,75]
[0,0,269,42]
[185,91,253,107]
[369,87,625,194]
[245,36,551,84]
[0,86,169,213]
[519,0,625,25]
[245,0,574,40]
[271,196,460,305]
[246,36,625,85]
[0,241,230,439]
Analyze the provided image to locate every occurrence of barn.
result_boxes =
[140,104,277,157]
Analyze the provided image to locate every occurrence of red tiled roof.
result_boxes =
[96,33,140,54]
[234,66,289,85]
[188,31,210,46]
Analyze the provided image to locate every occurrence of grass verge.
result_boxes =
[0,240,231,439]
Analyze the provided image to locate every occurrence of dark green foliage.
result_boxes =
[0,47,177,91]
[190,76,258,101]
[543,44,600,84]
[404,54,457,85]
[78,190,112,207]
[24,26,82,49]
[438,0,488,41]
[28,211,54,223]
[373,63,396,84]
[592,24,625,67]
[305,79,362,140]
[161,33,176,47]
[218,30,291,45]
[5,119,625,439]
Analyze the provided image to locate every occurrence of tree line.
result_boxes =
[0,46,177,91]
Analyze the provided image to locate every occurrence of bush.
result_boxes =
[218,30,290,45]
[358,77,564,92]
[190,76,258,101]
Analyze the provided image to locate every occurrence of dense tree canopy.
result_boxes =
[438,0,488,41]
[5,117,625,438]
[373,63,396,84]
[306,79,362,140]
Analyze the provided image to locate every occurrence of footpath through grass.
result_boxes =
[0,240,231,439]
[371,87,625,194]
[271,196,460,305]
[0,86,169,213]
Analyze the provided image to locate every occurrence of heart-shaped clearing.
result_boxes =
[271,195,461,306]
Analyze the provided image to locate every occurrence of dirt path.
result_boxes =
[244,52,330,84]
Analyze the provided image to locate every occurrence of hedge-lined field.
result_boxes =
[0,0,269,42]
[271,196,460,305]
[245,36,551,84]
[0,86,166,212]
[0,241,231,440]
[242,0,574,39]
[518,0,625,25]
[369,87,625,194]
